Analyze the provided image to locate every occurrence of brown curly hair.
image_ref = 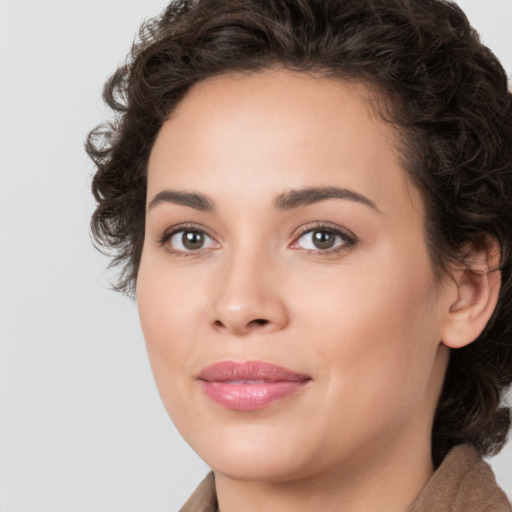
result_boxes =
[87,0,512,466]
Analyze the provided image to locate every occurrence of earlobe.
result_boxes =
[441,239,501,349]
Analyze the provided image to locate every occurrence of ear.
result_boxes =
[441,237,501,349]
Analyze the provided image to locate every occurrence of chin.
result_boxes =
[173,415,294,477]
[178,415,339,483]
[206,447,314,483]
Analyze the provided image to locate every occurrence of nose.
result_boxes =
[209,250,289,336]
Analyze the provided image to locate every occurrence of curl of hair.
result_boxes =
[87,0,512,464]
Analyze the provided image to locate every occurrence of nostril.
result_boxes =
[251,319,269,326]
[212,317,271,333]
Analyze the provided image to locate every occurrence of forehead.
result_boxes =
[147,68,422,218]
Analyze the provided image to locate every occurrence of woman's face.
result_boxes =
[137,69,452,482]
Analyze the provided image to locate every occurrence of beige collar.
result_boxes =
[407,444,511,511]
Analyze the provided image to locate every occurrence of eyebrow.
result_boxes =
[148,190,215,212]
[147,186,380,213]
[273,186,380,212]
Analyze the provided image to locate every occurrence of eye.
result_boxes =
[291,225,355,253]
[160,226,219,254]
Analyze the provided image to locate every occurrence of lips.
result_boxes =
[198,360,311,411]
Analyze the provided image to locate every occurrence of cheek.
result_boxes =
[136,256,205,416]
[137,248,207,341]
[292,249,442,416]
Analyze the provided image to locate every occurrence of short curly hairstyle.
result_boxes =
[87,0,512,466]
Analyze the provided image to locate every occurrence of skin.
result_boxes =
[137,69,499,512]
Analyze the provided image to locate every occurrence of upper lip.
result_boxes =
[198,360,311,382]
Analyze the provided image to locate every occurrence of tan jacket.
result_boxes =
[180,444,511,511]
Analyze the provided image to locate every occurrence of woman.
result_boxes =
[87,0,512,510]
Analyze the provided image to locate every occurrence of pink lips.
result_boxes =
[198,360,311,411]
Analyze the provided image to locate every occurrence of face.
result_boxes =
[137,69,451,483]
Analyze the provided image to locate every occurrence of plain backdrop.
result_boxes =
[0,1,511,511]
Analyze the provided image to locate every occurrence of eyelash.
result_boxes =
[158,223,218,257]
[157,222,357,257]
[290,223,357,255]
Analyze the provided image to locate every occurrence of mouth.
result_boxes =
[197,360,311,411]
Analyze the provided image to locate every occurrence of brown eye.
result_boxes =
[293,226,352,252]
[182,230,205,250]
[311,230,335,249]
[167,229,216,252]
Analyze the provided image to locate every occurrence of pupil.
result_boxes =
[183,231,204,250]
[313,230,334,249]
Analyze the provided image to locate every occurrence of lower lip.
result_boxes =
[200,380,309,411]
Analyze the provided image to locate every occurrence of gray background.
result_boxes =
[0,1,511,510]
